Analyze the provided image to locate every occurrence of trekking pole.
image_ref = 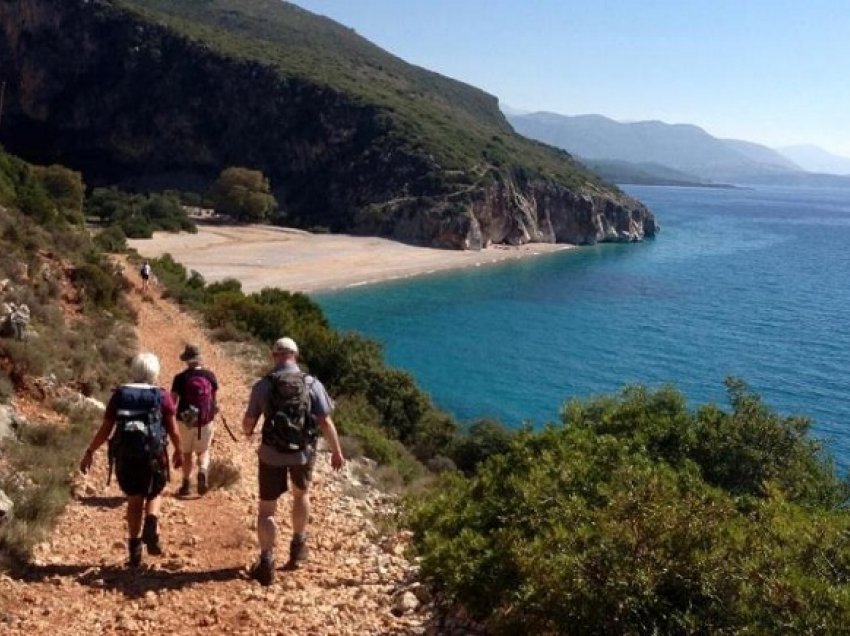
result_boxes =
[219,413,239,442]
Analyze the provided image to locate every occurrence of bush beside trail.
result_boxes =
[406,382,850,635]
[0,148,138,568]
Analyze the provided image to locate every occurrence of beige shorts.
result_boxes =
[179,422,214,454]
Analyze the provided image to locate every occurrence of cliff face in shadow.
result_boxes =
[0,0,656,248]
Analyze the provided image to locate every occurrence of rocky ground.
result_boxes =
[0,270,439,635]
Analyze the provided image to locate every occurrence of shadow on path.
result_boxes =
[76,495,125,509]
[15,562,247,598]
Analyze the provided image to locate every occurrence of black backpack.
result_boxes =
[262,371,315,453]
[107,385,167,483]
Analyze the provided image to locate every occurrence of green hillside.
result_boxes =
[116,0,606,191]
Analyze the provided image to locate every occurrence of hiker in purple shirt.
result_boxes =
[242,337,345,585]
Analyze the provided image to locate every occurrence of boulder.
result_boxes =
[0,489,13,525]
[0,404,18,441]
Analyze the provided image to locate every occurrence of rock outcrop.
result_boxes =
[0,0,656,248]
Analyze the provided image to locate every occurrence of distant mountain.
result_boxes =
[777,145,850,176]
[0,0,655,248]
[721,139,800,172]
[508,112,801,184]
[578,159,726,187]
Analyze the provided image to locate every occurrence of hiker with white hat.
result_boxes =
[242,336,345,585]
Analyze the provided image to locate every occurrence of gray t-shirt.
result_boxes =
[244,362,334,467]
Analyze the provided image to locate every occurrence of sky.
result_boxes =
[290,0,850,156]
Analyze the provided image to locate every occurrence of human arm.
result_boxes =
[242,378,268,437]
[242,414,259,437]
[170,373,181,412]
[79,412,116,474]
[317,414,345,471]
[162,391,183,469]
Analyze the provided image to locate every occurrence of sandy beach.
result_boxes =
[128,224,574,294]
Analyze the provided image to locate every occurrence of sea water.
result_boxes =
[316,186,850,466]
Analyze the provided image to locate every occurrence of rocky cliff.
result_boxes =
[0,0,656,248]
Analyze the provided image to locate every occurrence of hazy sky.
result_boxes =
[291,0,850,156]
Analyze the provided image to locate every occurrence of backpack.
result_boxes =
[179,372,215,438]
[107,385,167,484]
[261,371,315,453]
[140,263,151,277]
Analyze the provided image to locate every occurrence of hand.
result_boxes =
[172,448,183,469]
[79,449,94,474]
[331,450,345,471]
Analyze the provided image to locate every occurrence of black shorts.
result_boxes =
[116,458,167,498]
[258,457,315,501]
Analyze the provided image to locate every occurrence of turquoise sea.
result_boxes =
[316,186,850,467]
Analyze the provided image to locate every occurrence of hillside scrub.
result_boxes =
[406,382,850,635]
[0,149,138,567]
[86,187,196,238]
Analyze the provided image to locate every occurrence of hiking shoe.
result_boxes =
[128,538,143,568]
[177,478,191,497]
[142,516,163,556]
[283,537,309,571]
[197,471,208,496]
[249,556,275,586]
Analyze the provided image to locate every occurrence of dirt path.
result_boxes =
[0,271,430,634]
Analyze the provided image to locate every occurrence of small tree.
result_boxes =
[32,164,85,224]
[211,167,277,222]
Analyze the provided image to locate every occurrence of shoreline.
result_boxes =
[128,224,575,294]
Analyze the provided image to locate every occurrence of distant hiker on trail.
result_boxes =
[242,337,345,585]
[171,343,219,497]
[140,260,152,291]
[79,352,182,568]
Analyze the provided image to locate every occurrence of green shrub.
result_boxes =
[86,187,195,238]
[0,405,100,568]
[407,383,850,634]
[93,225,128,252]
[335,395,424,483]
[32,164,85,225]
[450,418,516,475]
[74,262,119,308]
[211,166,277,222]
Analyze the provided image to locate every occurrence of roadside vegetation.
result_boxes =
[86,187,196,240]
[0,147,137,568]
[407,381,850,634]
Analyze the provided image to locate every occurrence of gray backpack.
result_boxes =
[262,371,315,452]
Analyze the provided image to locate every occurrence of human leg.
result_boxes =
[178,422,194,495]
[284,459,315,570]
[251,461,286,585]
[196,425,214,495]
[126,495,145,567]
[141,495,163,555]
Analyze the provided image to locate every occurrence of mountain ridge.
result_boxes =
[508,111,798,183]
[777,144,850,176]
[0,0,655,248]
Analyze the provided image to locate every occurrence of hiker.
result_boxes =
[140,260,152,291]
[79,352,182,567]
[242,337,345,585]
[171,343,219,496]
